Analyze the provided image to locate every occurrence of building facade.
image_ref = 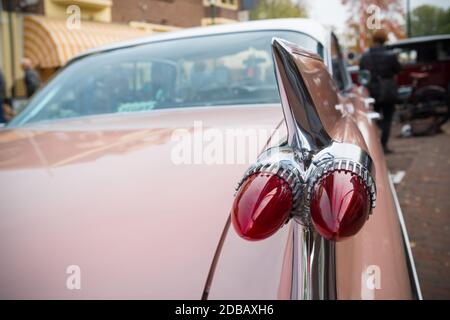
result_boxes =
[112,0,240,28]
[1,0,119,97]
[0,0,241,98]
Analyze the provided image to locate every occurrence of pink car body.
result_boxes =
[0,19,421,299]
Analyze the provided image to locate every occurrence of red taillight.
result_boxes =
[232,173,293,241]
[310,170,370,241]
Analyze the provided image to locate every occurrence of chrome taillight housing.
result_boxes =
[231,38,377,243]
[229,37,380,299]
[232,142,376,242]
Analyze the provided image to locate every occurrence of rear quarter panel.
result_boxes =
[336,87,413,299]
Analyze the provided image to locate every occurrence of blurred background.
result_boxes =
[1,0,449,98]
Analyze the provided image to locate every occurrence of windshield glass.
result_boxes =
[10,30,323,126]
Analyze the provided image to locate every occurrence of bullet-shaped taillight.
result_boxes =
[232,144,375,242]
[310,170,371,241]
[232,173,293,241]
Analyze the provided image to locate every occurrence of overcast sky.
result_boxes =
[308,0,450,36]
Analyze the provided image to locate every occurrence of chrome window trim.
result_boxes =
[73,18,330,63]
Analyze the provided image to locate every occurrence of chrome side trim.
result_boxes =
[296,224,337,300]
[313,235,337,299]
[298,224,312,299]
[367,111,381,120]
[388,173,423,300]
[363,97,375,109]
[291,224,299,300]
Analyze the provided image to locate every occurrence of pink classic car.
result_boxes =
[0,19,421,299]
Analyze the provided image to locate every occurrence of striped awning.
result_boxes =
[24,15,148,68]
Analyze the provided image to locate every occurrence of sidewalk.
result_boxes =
[386,122,450,299]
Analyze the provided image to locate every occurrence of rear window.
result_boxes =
[11,30,323,126]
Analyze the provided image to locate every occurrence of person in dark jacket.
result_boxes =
[360,30,402,154]
[0,68,6,123]
[21,58,41,98]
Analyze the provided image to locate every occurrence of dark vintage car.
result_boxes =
[349,35,450,134]
[350,35,450,95]
[387,35,450,94]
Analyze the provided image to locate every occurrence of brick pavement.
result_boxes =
[385,121,450,299]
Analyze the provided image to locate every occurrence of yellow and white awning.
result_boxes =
[24,15,148,68]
